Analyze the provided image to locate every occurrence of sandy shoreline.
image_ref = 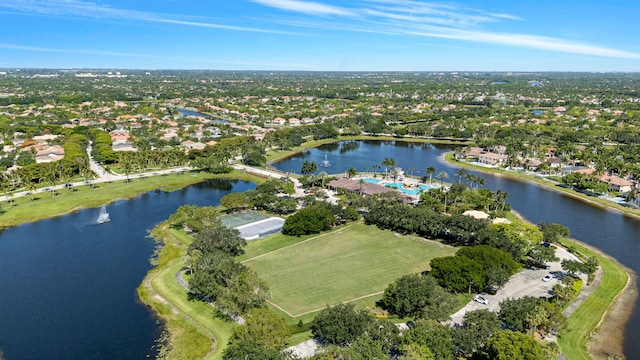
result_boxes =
[447,154,637,358]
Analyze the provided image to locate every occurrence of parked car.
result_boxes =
[473,295,489,305]
[542,274,553,282]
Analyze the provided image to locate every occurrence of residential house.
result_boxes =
[599,175,634,193]
[35,145,65,163]
[478,152,508,166]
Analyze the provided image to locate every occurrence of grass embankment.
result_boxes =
[556,239,629,360]
[242,222,456,317]
[0,170,261,229]
[443,153,632,358]
[139,225,237,360]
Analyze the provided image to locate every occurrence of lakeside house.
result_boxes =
[478,152,508,166]
[599,174,634,193]
[457,146,508,166]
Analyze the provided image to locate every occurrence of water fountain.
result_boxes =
[321,154,331,167]
[96,205,110,224]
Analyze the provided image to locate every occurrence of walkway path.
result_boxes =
[232,164,306,197]
[0,145,192,203]
[233,164,341,204]
[563,266,602,317]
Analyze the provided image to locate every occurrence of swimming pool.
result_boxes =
[385,182,426,196]
[362,177,382,184]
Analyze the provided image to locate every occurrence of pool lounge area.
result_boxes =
[361,178,437,196]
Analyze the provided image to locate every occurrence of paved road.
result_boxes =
[233,164,340,204]
[0,166,192,202]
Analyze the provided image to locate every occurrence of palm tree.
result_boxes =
[0,174,11,207]
[346,166,358,178]
[437,171,449,186]
[301,160,318,175]
[456,169,466,183]
[119,154,133,182]
[426,166,436,184]
[406,167,414,178]
[476,176,486,188]
[465,173,476,188]
[318,171,328,189]
[103,165,111,183]
[382,157,396,179]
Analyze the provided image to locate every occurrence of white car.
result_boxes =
[542,274,553,282]
[473,295,489,305]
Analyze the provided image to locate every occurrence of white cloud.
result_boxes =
[2,0,639,62]
[400,25,640,60]
[255,0,640,60]
[148,18,297,35]
[0,0,291,34]
[0,42,156,57]
[250,0,356,16]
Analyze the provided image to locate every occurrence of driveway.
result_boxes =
[449,245,585,325]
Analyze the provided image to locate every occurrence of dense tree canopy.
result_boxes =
[382,273,457,320]
[312,303,375,346]
[430,246,519,293]
[190,225,246,257]
[226,308,290,352]
[483,330,548,360]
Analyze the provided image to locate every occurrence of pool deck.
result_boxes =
[358,175,440,197]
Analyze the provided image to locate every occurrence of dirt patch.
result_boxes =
[154,294,168,304]
[587,270,637,360]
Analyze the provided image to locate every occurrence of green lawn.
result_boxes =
[243,223,456,317]
[0,170,263,229]
[140,224,237,360]
[557,239,629,360]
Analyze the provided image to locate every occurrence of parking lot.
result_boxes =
[449,245,586,325]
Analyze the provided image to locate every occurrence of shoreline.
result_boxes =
[0,170,261,230]
[449,157,636,359]
[265,135,470,163]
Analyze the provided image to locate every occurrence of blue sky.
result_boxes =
[0,0,639,71]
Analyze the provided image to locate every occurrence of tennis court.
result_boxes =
[220,211,269,228]
[220,211,284,240]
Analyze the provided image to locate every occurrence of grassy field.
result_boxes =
[556,239,629,360]
[243,222,456,317]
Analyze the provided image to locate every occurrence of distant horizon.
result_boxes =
[3,68,640,74]
[1,1,639,71]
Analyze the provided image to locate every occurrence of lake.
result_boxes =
[271,140,640,357]
[0,179,255,360]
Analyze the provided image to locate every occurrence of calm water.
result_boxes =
[0,179,255,360]
[272,140,640,357]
